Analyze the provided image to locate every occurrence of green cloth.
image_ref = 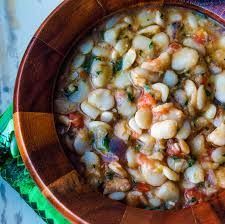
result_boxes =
[0,104,71,224]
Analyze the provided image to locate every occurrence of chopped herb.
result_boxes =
[194,12,207,19]
[149,41,154,49]
[189,197,197,203]
[184,100,188,106]
[64,84,78,97]
[188,157,196,167]
[100,30,105,40]
[160,13,164,19]
[197,182,205,188]
[93,164,96,168]
[144,84,151,92]
[223,153,225,157]
[83,55,101,73]
[96,70,102,76]
[205,89,211,96]
[113,59,123,74]
[171,156,180,161]
[102,134,110,151]
[134,143,141,151]
[106,171,114,180]
[127,92,135,102]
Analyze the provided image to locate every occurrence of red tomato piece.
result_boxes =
[69,112,84,128]
[135,183,151,192]
[138,93,156,109]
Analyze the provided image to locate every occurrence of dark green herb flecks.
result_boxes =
[83,55,101,73]
[189,197,197,203]
[205,89,211,96]
[144,84,151,92]
[127,92,135,102]
[102,134,110,151]
[134,143,141,151]
[106,171,114,180]
[149,41,154,49]
[96,71,102,76]
[171,156,180,161]
[188,157,196,167]
[100,30,105,40]
[113,59,123,74]
[64,84,78,97]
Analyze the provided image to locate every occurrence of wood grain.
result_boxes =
[14,0,225,224]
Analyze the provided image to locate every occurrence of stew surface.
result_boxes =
[54,7,225,210]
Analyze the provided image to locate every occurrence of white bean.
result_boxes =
[155,181,179,202]
[211,147,225,164]
[152,32,169,50]
[174,89,187,106]
[72,54,85,68]
[114,120,130,141]
[172,47,199,72]
[178,139,190,155]
[81,101,100,119]
[183,38,206,55]
[126,148,138,168]
[196,85,207,111]
[88,121,111,132]
[214,71,225,103]
[184,164,204,184]
[100,111,114,123]
[135,107,152,129]
[184,79,197,98]
[128,117,142,134]
[151,120,177,139]
[215,167,225,188]
[154,10,164,26]
[132,35,153,51]
[190,134,206,158]
[136,10,154,27]
[130,67,153,87]
[204,104,217,120]
[127,168,145,182]
[113,70,131,89]
[91,61,112,88]
[122,48,136,70]
[92,46,111,58]
[80,39,94,54]
[141,163,166,186]
[167,157,187,173]
[81,151,100,168]
[108,192,126,201]
[115,38,130,56]
[139,133,155,148]
[88,89,114,111]
[176,120,191,139]
[163,70,178,87]
[185,12,198,30]
[109,161,128,178]
[152,83,169,102]
[138,25,160,35]
[163,166,180,181]
[207,123,225,146]
[104,28,120,45]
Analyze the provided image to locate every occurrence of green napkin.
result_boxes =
[0,105,71,224]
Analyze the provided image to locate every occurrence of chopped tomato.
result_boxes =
[131,131,140,139]
[166,139,181,156]
[137,153,157,169]
[69,112,84,128]
[138,93,156,109]
[184,188,204,205]
[193,30,208,45]
[167,42,182,54]
[135,183,151,192]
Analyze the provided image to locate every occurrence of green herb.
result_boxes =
[171,156,180,161]
[106,171,114,180]
[64,84,78,97]
[113,59,123,74]
[144,84,151,92]
[188,157,196,167]
[189,197,197,203]
[149,41,154,49]
[205,89,211,96]
[194,12,207,19]
[160,13,164,19]
[127,92,135,102]
[197,182,205,188]
[83,55,101,73]
[184,100,188,106]
[92,164,96,168]
[100,30,105,40]
[96,70,102,76]
[134,143,141,151]
[223,153,225,157]
[102,134,110,151]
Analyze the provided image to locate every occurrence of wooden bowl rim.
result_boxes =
[14,1,225,223]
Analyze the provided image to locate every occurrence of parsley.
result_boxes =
[205,89,211,96]
[83,55,101,73]
[127,92,135,102]
[171,156,180,161]
[188,157,196,167]
[144,84,151,92]
[134,143,141,151]
[96,70,102,76]
[189,197,197,203]
[100,30,105,40]
[64,84,78,97]
[223,153,225,157]
[106,171,114,180]
[113,59,123,74]
[149,41,154,49]
[102,134,110,151]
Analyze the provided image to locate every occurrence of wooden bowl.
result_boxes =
[13,0,225,223]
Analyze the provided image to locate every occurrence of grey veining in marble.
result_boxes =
[0,1,63,223]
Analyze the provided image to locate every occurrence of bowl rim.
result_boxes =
[13,1,225,224]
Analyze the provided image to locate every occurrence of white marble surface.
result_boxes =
[0,1,63,223]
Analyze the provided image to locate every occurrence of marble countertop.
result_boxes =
[0,1,62,223]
